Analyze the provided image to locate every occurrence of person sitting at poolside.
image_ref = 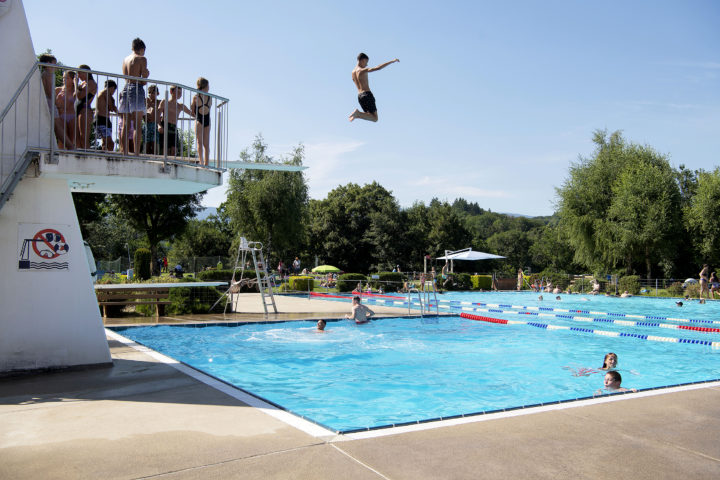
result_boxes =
[600,352,618,370]
[620,290,632,298]
[345,296,375,324]
[591,279,601,295]
[316,319,327,332]
[545,281,553,293]
[552,286,561,294]
[595,371,636,396]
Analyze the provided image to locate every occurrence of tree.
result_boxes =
[168,207,232,260]
[223,135,308,263]
[605,155,681,277]
[308,182,401,272]
[556,130,683,277]
[686,168,720,266]
[108,194,203,275]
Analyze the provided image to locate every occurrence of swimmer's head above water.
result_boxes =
[601,352,618,370]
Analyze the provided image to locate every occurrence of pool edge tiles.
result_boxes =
[106,324,720,440]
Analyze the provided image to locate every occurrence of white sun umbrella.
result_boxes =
[436,248,505,261]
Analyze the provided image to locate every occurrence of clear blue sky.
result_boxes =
[25,0,719,216]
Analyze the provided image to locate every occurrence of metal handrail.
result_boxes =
[38,63,229,103]
[0,62,40,124]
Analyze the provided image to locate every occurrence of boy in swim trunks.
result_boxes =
[94,80,117,151]
[349,53,399,123]
[345,296,375,324]
[143,84,161,154]
[158,85,193,157]
[119,38,149,155]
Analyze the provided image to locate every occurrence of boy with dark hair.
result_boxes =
[349,52,399,122]
[119,37,149,155]
[345,296,375,324]
[95,80,118,151]
[158,85,193,157]
[595,371,637,396]
[75,64,97,149]
[143,84,161,154]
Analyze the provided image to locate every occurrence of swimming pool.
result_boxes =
[112,293,720,433]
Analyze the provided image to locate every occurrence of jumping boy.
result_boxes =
[94,80,117,151]
[119,38,149,155]
[349,53,399,123]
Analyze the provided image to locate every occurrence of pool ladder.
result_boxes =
[407,280,440,317]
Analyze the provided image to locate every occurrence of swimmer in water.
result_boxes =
[600,352,618,370]
[316,319,327,332]
[345,296,375,324]
[595,371,637,396]
[538,295,544,301]
[555,295,561,301]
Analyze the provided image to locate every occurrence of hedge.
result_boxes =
[571,277,594,293]
[471,275,493,290]
[337,273,367,292]
[666,282,684,296]
[134,248,151,280]
[618,275,641,295]
[370,272,403,292]
[289,276,314,291]
[443,272,472,291]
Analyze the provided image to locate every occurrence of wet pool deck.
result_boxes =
[2,296,720,479]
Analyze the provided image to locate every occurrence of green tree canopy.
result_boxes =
[108,193,203,274]
[686,168,720,266]
[223,135,308,263]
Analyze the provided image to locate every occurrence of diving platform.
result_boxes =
[0,0,304,373]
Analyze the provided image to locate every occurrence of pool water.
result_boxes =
[114,293,720,432]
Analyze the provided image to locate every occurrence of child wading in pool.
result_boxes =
[595,371,637,396]
[349,53,399,123]
[346,296,375,324]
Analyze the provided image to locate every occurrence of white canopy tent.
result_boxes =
[437,248,505,261]
[436,248,505,274]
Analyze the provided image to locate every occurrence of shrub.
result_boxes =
[618,275,641,295]
[684,282,701,298]
[289,276,314,292]
[471,275,493,290]
[666,282,684,297]
[370,272,404,292]
[445,273,472,291]
[337,273,367,292]
[165,278,224,314]
[134,248,152,280]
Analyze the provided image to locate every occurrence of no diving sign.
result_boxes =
[18,223,71,271]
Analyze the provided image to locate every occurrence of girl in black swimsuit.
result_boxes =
[192,77,212,166]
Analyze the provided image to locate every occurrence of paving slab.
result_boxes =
[339,395,720,480]
[157,444,384,480]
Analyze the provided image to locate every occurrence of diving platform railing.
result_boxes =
[1,61,230,210]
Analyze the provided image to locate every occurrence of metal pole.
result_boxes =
[163,88,169,164]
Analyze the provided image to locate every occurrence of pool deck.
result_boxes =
[2,298,720,479]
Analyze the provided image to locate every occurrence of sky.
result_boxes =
[24,0,720,216]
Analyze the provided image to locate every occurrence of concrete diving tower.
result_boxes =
[0,0,304,374]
